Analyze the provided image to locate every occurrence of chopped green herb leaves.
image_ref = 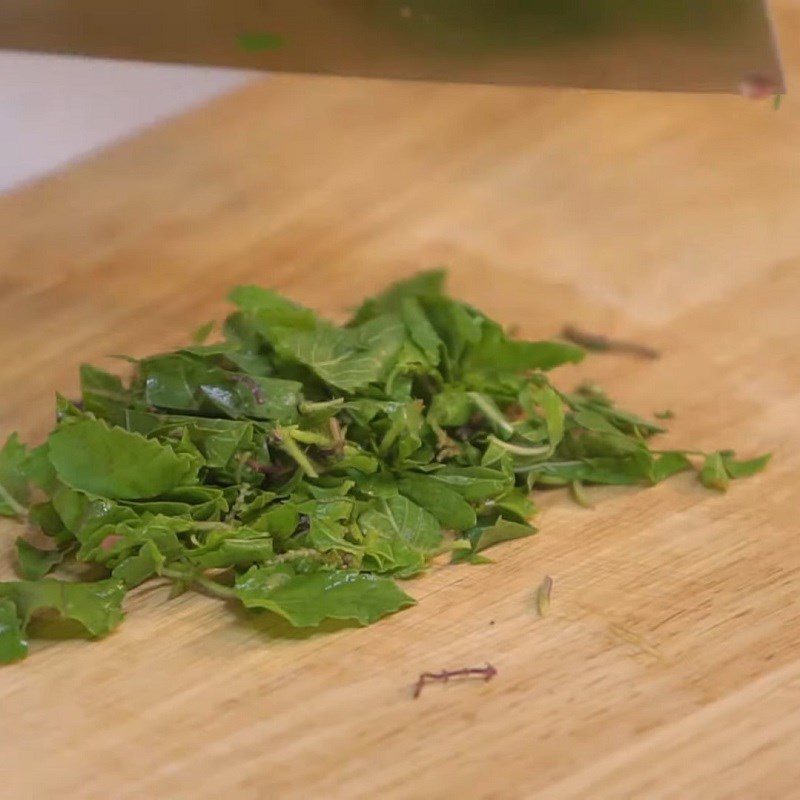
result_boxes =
[0,271,770,662]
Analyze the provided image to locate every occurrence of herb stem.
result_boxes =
[468,392,514,437]
[190,520,237,531]
[274,426,319,479]
[535,575,553,616]
[160,567,238,599]
[569,480,593,509]
[0,483,26,517]
[487,435,551,458]
[268,548,324,565]
[299,398,345,415]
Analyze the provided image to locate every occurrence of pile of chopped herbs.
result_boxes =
[0,271,769,663]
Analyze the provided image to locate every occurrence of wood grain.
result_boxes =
[2,4,800,797]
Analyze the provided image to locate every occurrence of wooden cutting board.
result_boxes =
[2,4,800,797]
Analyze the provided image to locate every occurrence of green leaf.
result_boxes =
[400,297,442,365]
[188,529,275,570]
[652,451,693,483]
[191,321,215,344]
[28,501,70,545]
[471,518,536,552]
[536,385,565,450]
[461,553,494,565]
[15,538,65,581]
[122,485,229,521]
[112,540,165,588]
[453,517,536,563]
[520,384,564,453]
[526,456,654,486]
[51,486,138,555]
[48,418,201,500]
[487,489,536,523]
[427,466,513,502]
[56,393,85,423]
[366,495,441,549]
[307,519,361,558]
[23,444,57,494]
[251,503,300,541]
[332,444,380,475]
[0,579,126,650]
[421,296,484,368]
[720,452,771,479]
[566,389,665,436]
[183,419,255,470]
[571,408,628,436]
[350,269,446,325]
[140,353,302,422]
[234,568,415,627]
[80,363,130,419]
[353,472,399,499]
[699,451,729,492]
[229,285,318,333]
[0,433,29,516]
[0,599,27,663]
[142,415,254,467]
[272,318,406,393]
[377,401,425,462]
[359,495,442,575]
[602,408,665,436]
[94,516,189,574]
[344,398,389,427]
[398,474,477,532]
[428,389,473,427]
[466,334,584,376]
[298,498,362,558]
[698,449,769,492]
[563,410,649,458]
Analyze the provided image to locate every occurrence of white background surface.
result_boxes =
[0,51,252,193]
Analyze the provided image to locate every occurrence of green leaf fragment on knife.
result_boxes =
[236,32,286,52]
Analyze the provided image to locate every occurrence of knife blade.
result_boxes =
[0,0,785,94]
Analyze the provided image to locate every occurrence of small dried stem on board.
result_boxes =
[536,575,554,617]
[562,325,660,360]
[413,663,497,699]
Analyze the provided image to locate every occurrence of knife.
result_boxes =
[0,0,785,95]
